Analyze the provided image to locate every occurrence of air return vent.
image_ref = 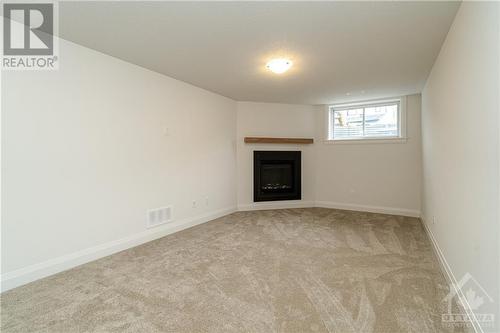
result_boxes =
[147,206,172,228]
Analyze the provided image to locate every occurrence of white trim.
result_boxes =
[1,206,236,292]
[323,137,407,145]
[237,200,315,211]
[238,200,420,218]
[400,95,408,139]
[331,97,403,110]
[314,201,420,217]
[420,216,483,333]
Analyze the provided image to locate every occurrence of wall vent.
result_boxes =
[147,206,172,228]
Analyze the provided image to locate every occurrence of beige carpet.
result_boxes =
[1,208,467,332]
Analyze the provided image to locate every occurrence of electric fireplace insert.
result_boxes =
[253,151,301,202]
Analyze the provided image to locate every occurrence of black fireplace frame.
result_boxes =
[253,151,301,202]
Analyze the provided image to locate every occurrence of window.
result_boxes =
[328,99,404,141]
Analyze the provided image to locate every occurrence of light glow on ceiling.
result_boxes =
[266,58,293,74]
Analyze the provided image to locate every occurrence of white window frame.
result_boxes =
[325,96,407,144]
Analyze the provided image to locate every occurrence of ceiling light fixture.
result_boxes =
[266,58,292,74]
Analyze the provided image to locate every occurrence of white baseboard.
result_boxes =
[314,201,421,218]
[420,216,482,333]
[237,200,315,211]
[1,206,236,293]
[237,200,420,218]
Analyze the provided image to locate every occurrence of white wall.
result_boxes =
[421,2,500,331]
[236,102,316,209]
[314,94,422,216]
[1,38,237,290]
[236,96,421,217]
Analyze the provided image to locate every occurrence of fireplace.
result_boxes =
[254,151,301,202]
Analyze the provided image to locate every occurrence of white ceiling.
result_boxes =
[59,1,460,105]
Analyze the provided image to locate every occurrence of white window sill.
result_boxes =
[323,137,407,145]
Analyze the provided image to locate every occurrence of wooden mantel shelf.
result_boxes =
[244,137,314,144]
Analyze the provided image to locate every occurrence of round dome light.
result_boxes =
[266,58,293,74]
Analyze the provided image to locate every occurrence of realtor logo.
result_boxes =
[442,273,495,329]
[2,2,58,69]
[3,3,53,55]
